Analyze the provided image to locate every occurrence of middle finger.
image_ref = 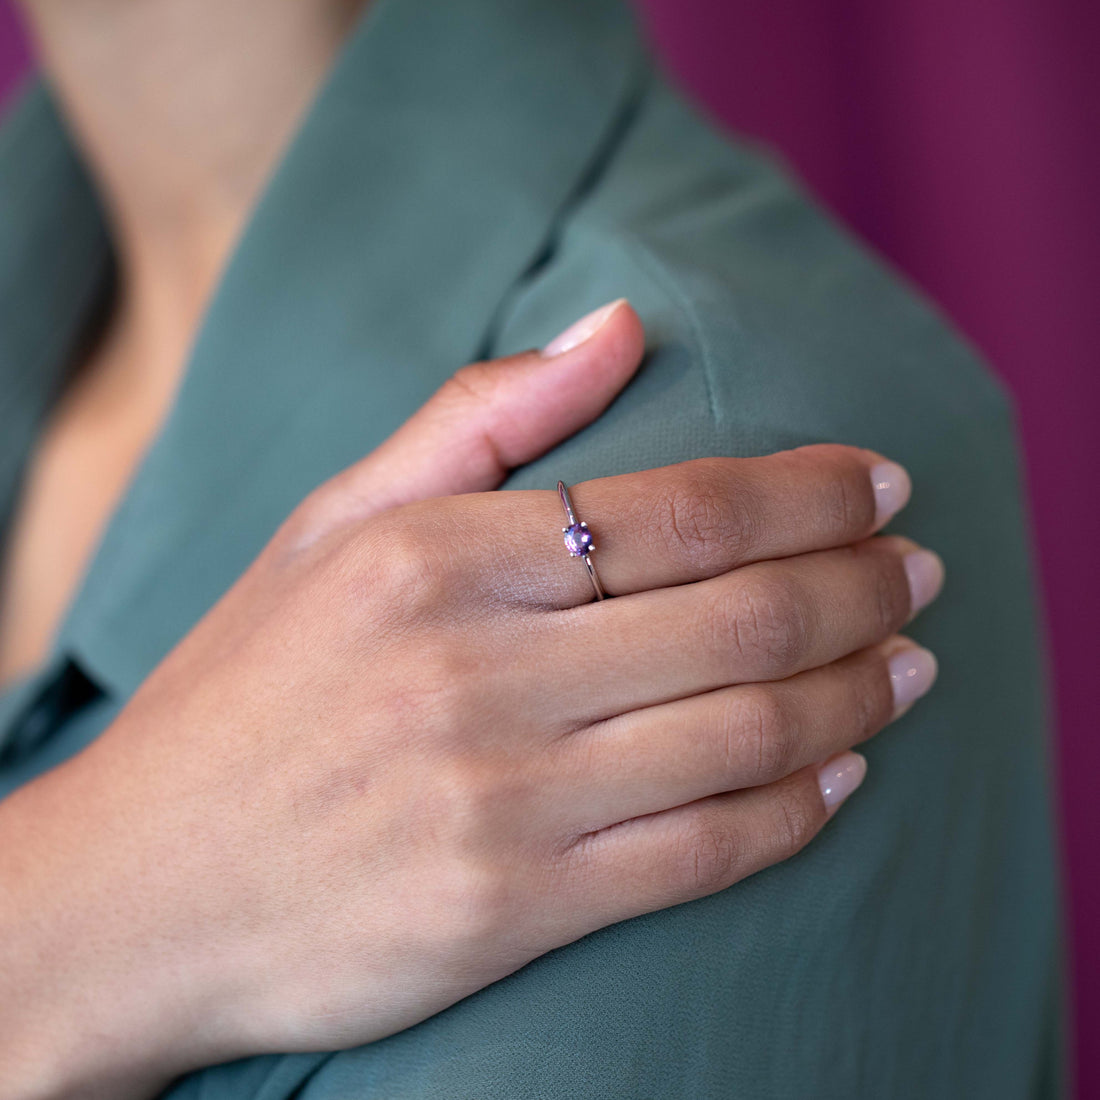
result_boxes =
[530,534,944,727]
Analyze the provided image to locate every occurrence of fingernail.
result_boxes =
[817,752,868,813]
[541,299,625,357]
[870,461,911,526]
[904,549,945,616]
[888,645,938,716]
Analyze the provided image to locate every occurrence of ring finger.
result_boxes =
[392,444,913,608]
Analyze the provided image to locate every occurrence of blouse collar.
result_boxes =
[0,0,647,700]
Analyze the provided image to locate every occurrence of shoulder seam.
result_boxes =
[622,235,721,426]
[473,50,655,362]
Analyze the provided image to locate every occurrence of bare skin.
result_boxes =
[0,3,945,1098]
[0,304,174,688]
[0,0,369,687]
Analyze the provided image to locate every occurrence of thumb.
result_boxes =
[302,298,645,538]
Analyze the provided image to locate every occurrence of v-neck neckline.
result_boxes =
[0,0,647,704]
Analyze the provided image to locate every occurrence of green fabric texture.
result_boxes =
[0,0,1064,1096]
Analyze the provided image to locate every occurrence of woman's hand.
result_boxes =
[0,301,943,1098]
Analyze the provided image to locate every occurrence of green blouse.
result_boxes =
[0,0,1064,1095]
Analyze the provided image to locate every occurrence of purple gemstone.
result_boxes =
[563,522,593,556]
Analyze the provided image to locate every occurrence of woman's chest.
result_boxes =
[0,344,177,693]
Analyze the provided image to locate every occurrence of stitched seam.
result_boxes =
[623,235,722,426]
[473,47,654,362]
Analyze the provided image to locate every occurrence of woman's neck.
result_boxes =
[18,0,367,384]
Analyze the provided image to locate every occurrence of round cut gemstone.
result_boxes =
[563,523,593,556]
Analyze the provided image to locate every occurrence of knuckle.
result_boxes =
[441,359,504,409]
[397,639,491,746]
[818,463,873,540]
[434,759,498,836]
[723,688,792,784]
[350,516,455,618]
[651,461,756,572]
[769,779,821,859]
[679,815,742,896]
[269,486,334,559]
[720,576,808,674]
[426,761,535,948]
[850,677,883,742]
[853,656,892,737]
[432,855,516,953]
[871,551,910,633]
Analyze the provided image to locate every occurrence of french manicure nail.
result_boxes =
[904,549,946,616]
[871,461,912,526]
[817,752,868,813]
[888,645,938,715]
[541,299,625,357]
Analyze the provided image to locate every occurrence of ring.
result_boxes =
[557,480,607,601]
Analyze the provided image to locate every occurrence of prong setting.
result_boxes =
[556,479,607,598]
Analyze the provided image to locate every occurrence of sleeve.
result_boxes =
[292,76,1065,1100]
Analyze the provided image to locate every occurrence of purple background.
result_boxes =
[1,0,1097,1092]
